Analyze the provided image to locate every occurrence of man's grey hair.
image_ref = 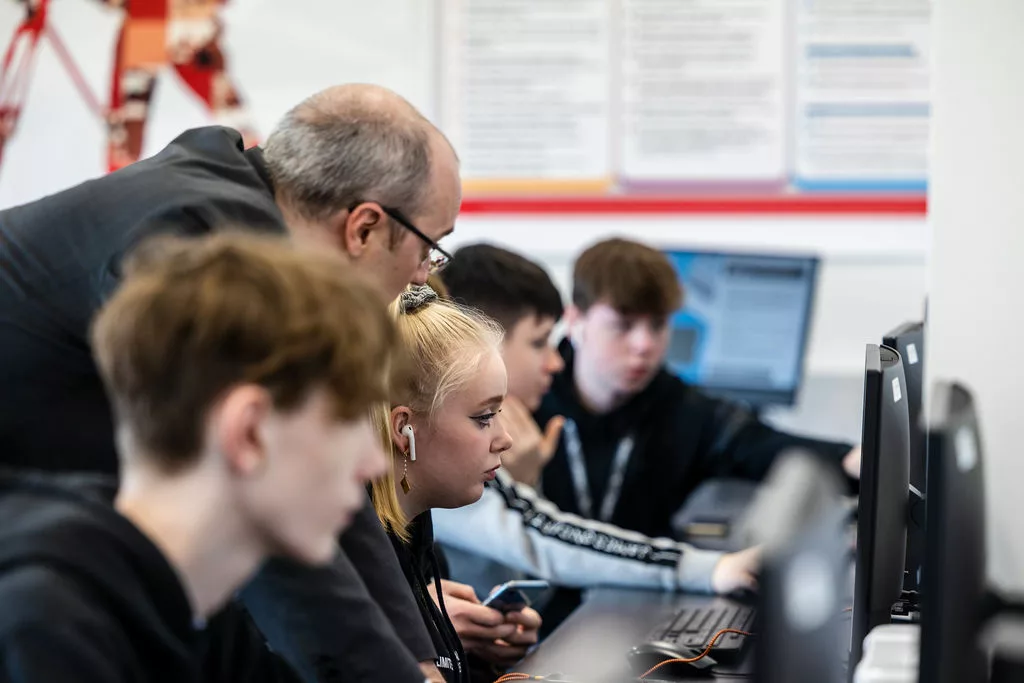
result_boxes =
[263,90,434,222]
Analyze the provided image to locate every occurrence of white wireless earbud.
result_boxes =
[401,425,417,462]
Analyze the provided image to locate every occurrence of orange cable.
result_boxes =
[493,674,534,683]
[639,628,753,679]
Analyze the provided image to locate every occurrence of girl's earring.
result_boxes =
[400,453,411,495]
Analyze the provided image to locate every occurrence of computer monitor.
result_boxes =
[755,504,849,683]
[882,322,926,492]
[883,322,926,592]
[918,382,987,683]
[662,248,819,407]
[753,454,847,683]
[849,344,911,673]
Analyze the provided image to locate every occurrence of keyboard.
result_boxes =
[642,600,755,664]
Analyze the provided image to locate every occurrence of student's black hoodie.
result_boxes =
[0,470,299,683]
[536,340,854,539]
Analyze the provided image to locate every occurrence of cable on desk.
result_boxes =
[493,628,756,682]
[639,628,753,680]
[493,674,576,682]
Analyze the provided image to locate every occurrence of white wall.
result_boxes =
[927,0,1024,592]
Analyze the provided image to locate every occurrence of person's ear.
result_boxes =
[563,305,584,346]
[389,406,414,456]
[334,202,386,259]
[213,385,272,477]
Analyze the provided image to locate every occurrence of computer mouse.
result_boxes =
[726,587,759,605]
[627,641,717,679]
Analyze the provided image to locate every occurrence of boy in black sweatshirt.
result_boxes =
[536,237,861,539]
[0,234,395,682]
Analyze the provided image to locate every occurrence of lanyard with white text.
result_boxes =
[562,419,635,523]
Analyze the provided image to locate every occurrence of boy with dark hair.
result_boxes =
[537,237,860,540]
[440,243,564,332]
[433,244,761,614]
[0,234,394,682]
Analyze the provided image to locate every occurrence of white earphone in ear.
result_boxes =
[401,425,417,462]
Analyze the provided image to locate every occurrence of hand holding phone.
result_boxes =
[481,579,550,613]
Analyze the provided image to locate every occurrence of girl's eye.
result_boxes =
[472,412,498,427]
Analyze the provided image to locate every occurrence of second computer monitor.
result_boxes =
[883,322,927,592]
[882,322,926,492]
[849,344,911,672]
[662,249,819,407]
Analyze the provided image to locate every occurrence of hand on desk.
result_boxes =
[499,396,565,487]
[711,546,761,595]
[428,579,542,666]
[843,446,862,480]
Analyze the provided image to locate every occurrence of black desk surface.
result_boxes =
[514,588,755,682]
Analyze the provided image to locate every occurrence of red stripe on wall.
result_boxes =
[459,196,928,216]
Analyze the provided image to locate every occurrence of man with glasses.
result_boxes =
[0,84,461,682]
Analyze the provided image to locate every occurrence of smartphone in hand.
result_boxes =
[481,580,550,613]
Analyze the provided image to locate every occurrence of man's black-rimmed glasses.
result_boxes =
[350,201,451,273]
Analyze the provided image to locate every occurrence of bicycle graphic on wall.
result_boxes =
[1,0,257,172]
